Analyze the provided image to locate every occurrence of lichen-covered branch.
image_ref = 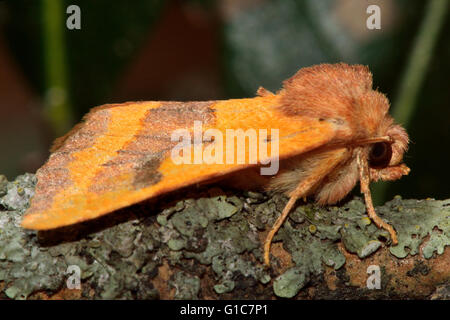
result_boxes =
[0,174,448,299]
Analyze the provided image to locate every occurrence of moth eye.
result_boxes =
[369,142,392,168]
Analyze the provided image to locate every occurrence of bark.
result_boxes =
[0,173,448,300]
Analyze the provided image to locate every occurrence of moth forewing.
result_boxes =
[21,63,409,269]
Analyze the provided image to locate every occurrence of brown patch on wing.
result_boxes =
[88,101,216,194]
[50,101,147,152]
[27,108,111,215]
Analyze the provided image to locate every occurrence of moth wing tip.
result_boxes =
[21,212,60,230]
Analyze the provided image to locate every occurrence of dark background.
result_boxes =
[0,0,448,205]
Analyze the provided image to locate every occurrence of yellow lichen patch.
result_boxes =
[309,224,317,234]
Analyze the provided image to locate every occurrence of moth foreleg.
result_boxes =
[357,149,398,244]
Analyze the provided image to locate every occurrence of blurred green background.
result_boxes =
[0,0,448,205]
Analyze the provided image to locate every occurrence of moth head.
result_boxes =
[358,118,410,185]
[368,122,409,169]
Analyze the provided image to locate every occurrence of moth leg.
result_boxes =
[263,149,347,267]
[257,86,275,97]
[263,193,299,267]
[264,185,315,267]
[370,164,410,182]
[356,149,398,245]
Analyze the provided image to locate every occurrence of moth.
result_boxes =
[22,63,409,266]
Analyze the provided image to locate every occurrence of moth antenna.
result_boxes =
[356,149,398,244]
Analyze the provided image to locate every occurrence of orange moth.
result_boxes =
[22,63,409,266]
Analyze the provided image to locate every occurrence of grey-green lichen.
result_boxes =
[171,271,201,299]
[0,173,448,299]
[378,197,450,259]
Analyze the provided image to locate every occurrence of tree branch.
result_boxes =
[0,173,448,299]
